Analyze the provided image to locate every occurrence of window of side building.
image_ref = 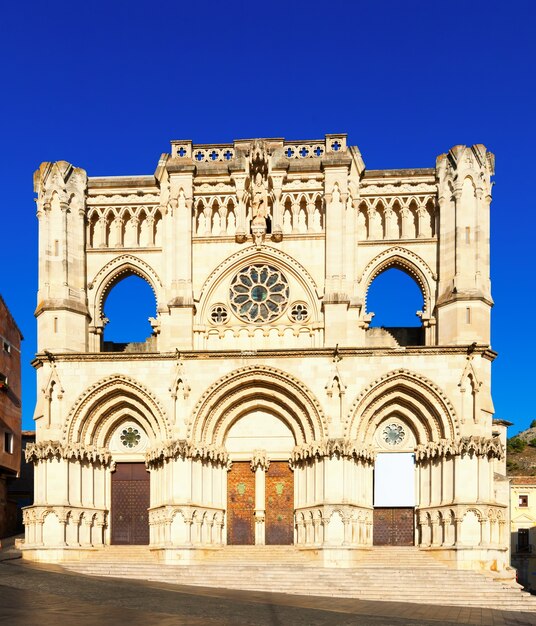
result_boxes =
[519,494,529,507]
[4,431,14,454]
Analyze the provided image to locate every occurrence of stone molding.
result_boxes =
[414,436,504,462]
[25,441,113,466]
[23,505,107,526]
[291,438,375,465]
[146,439,229,468]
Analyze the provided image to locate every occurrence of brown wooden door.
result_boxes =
[227,462,255,545]
[111,463,150,545]
[265,461,294,545]
[373,507,414,546]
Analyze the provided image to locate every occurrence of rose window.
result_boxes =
[230,265,289,323]
[382,423,405,446]
[120,427,141,448]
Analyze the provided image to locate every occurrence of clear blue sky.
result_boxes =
[0,1,534,434]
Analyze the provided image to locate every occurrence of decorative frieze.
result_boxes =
[291,438,375,465]
[25,441,113,466]
[146,439,229,468]
[415,436,504,463]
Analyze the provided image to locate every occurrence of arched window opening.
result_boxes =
[102,274,157,353]
[366,268,424,346]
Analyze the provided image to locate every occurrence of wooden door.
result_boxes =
[227,462,255,545]
[265,461,294,545]
[373,507,414,546]
[111,463,150,545]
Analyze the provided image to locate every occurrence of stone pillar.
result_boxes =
[251,450,270,545]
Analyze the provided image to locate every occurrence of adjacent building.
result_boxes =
[510,477,536,591]
[0,295,22,538]
[23,136,508,574]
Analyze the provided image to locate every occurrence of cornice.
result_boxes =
[31,344,495,366]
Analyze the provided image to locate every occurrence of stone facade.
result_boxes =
[23,136,508,572]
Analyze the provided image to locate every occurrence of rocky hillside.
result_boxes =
[507,424,536,476]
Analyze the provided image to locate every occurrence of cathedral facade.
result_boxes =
[23,135,509,572]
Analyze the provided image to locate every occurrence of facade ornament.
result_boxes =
[145,439,229,468]
[250,449,270,472]
[25,441,113,466]
[414,436,504,463]
[291,438,375,465]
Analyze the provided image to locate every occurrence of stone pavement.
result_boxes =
[1,557,536,626]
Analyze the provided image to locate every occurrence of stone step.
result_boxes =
[60,551,536,612]
[61,546,536,612]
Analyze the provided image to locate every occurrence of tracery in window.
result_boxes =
[229,265,289,323]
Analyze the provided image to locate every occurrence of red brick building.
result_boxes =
[0,294,22,538]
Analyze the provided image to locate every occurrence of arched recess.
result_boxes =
[346,369,458,446]
[88,254,163,328]
[196,245,321,324]
[189,365,327,446]
[359,247,436,316]
[64,375,170,448]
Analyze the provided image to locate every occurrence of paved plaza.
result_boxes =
[1,543,535,626]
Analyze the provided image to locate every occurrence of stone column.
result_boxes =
[251,450,270,545]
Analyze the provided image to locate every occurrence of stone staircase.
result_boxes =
[61,545,536,612]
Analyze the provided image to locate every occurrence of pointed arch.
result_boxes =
[88,254,162,324]
[196,244,321,323]
[64,374,170,448]
[359,246,435,314]
[189,365,328,446]
[346,369,458,445]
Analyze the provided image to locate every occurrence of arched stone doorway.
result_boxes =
[225,410,295,545]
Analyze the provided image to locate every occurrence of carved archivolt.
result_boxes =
[359,246,436,314]
[25,440,113,466]
[189,365,327,445]
[64,374,170,446]
[291,438,375,466]
[346,369,458,444]
[146,439,229,468]
[414,436,504,462]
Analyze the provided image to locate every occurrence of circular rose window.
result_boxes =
[382,423,405,446]
[230,265,289,323]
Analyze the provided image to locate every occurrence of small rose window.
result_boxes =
[289,302,309,322]
[120,427,141,448]
[382,423,405,446]
[210,304,229,324]
[230,264,289,323]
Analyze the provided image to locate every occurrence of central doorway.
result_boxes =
[111,462,150,545]
[373,452,415,546]
[225,410,295,545]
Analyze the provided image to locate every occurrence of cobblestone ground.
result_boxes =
[1,552,535,625]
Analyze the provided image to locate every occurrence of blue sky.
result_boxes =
[0,1,534,433]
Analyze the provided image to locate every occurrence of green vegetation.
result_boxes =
[529,438,536,448]
[530,419,536,429]
[507,437,527,453]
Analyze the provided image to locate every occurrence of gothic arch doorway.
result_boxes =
[225,410,295,545]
